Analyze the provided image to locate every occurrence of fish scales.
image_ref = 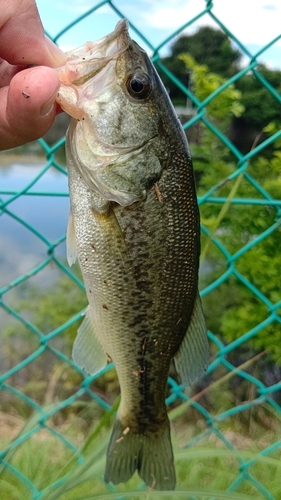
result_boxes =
[57,18,208,491]
[112,148,200,428]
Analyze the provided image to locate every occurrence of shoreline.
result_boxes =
[0,153,47,167]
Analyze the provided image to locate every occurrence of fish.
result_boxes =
[56,19,209,491]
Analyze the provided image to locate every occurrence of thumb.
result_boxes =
[0,66,61,151]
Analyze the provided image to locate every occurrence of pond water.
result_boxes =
[0,161,70,289]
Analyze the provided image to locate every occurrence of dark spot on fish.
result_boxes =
[127,312,147,329]
[103,279,109,288]
[22,92,30,99]
[130,303,144,312]
[90,244,96,251]
[102,304,109,310]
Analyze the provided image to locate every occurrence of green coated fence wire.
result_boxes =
[0,1,281,499]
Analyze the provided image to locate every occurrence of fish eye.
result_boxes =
[126,73,152,100]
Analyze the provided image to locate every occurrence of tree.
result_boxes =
[171,26,241,77]
[157,26,241,105]
[178,53,244,122]
[172,54,281,374]
[234,64,281,132]
[157,26,281,152]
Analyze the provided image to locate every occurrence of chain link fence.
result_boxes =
[0,1,281,499]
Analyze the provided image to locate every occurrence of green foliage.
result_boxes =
[179,54,244,122]
[171,27,241,78]
[1,11,281,500]
[156,56,190,105]
[158,26,281,151]
[1,402,281,500]
[200,167,281,364]
[212,133,281,363]
[1,275,87,414]
[234,65,281,131]
[176,55,281,368]
[158,26,240,104]
[3,274,87,364]
[1,274,122,419]
[158,26,241,103]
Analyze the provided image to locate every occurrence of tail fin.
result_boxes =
[104,418,176,490]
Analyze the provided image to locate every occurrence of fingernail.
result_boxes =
[40,84,60,116]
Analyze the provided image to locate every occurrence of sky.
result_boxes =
[36,0,281,69]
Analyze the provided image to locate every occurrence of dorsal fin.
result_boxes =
[174,293,209,387]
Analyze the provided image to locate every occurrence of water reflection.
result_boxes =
[0,162,69,288]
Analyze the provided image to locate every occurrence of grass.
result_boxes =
[1,356,280,500]
[0,400,281,500]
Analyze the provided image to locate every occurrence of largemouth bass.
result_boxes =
[56,19,208,490]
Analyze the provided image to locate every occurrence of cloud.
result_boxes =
[139,0,281,66]
[38,0,281,67]
[142,0,281,43]
[210,0,281,46]
[140,0,206,30]
[262,3,277,10]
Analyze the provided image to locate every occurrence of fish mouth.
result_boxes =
[58,19,130,86]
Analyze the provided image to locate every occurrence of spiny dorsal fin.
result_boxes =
[174,293,209,387]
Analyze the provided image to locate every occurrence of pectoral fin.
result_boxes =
[72,307,108,375]
[174,293,209,387]
[66,210,77,266]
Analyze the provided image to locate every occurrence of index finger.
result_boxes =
[0,0,66,67]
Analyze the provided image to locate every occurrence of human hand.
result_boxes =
[0,0,66,151]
